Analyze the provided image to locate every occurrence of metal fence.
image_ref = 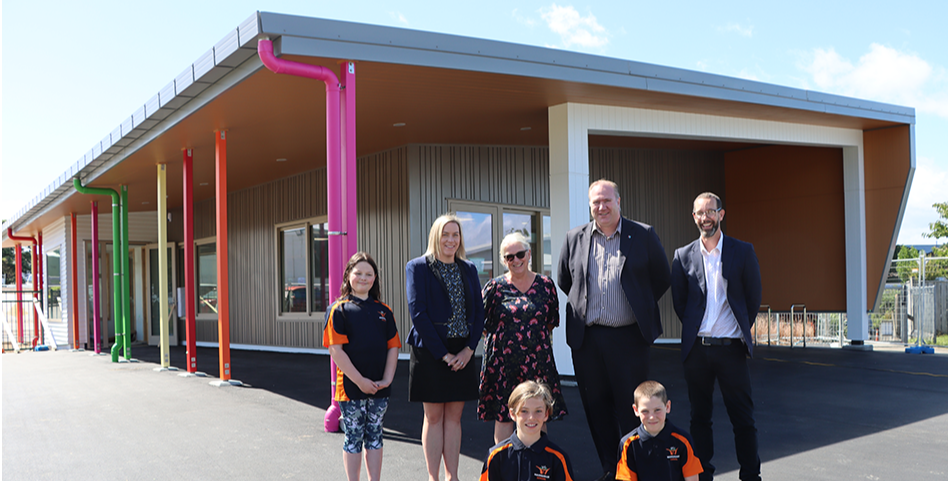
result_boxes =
[873,257,948,347]
[2,289,42,352]
[752,306,848,348]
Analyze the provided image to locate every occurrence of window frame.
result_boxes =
[274,216,329,320]
[194,236,218,321]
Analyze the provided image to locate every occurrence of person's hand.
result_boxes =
[355,376,379,395]
[376,378,393,389]
[442,353,457,366]
[450,347,474,371]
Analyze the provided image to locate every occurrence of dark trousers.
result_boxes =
[683,341,760,481]
[572,324,649,475]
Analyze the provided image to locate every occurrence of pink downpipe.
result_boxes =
[258,39,345,433]
[91,202,102,353]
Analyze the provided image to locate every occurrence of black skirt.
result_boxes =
[409,337,479,403]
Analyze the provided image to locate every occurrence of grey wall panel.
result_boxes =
[357,147,411,349]
[590,147,725,339]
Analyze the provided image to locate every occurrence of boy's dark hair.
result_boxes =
[633,380,668,406]
[508,380,554,415]
[339,251,381,300]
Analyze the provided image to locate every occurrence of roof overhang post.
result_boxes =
[549,103,590,375]
[843,145,870,348]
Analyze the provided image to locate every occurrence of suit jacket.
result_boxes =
[556,218,671,349]
[671,235,762,361]
[405,255,485,360]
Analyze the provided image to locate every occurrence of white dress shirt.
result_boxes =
[698,234,742,339]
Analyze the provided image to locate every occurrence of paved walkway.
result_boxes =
[3,342,947,480]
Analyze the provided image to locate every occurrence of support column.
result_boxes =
[120,185,132,360]
[71,213,80,350]
[156,165,172,369]
[548,103,592,375]
[340,60,358,259]
[843,145,870,349]
[92,202,102,354]
[38,233,44,344]
[31,241,38,346]
[182,149,198,374]
[212,130,238,386]
[15,243,23,344]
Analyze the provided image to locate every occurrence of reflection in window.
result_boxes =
[456,211,493,288]
[281,226,308,313]
[196,243,217,315]
[503,212,537,272]
[311,223,329,312]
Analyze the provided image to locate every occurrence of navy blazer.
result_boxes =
[556,218,671,349]
[405,255,485,360]
[671,235,762,361]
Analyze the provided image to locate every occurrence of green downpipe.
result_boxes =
[74,178,124,363]
[121,186,131,359]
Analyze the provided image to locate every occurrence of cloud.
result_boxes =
[539,4,609,49]
[389,12,409,26]
[799,43,948,118]
[900,155,948,244]
[718,23,753,37]
[512,8,535,27]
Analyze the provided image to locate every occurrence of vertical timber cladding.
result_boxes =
[725,145,847,312]
[193,168,328,348]
[357,147,411,350]
[864,125,912,310]
[589,147,725,340]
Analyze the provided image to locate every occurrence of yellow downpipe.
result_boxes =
[157,164,170,368]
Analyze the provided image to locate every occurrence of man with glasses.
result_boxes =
[557,179,671,481]
[671,192,762,481]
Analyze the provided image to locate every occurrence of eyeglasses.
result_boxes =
[693,209,721,218]
[503,250,529,262]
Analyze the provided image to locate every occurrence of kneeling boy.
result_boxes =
[616,381,703,481]
[480,380,575,481]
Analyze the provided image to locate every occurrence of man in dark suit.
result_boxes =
[671,192,762,481]
[557,179,671,481]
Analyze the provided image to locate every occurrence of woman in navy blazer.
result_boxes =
[406,213,485,481]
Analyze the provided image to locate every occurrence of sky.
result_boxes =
[2,0,946,244]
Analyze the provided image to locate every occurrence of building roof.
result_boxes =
[2,11,915,244]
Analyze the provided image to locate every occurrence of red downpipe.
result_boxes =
[71,213,79,349]
[8,229,37,345]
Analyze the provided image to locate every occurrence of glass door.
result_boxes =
[146,244,177,346]
[454,210,494,288]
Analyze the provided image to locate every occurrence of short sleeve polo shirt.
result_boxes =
[616,421,703,481]
[480,432,575,481]
[323,295,401,401]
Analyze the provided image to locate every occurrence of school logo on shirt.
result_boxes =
[667,446,680,461]
[534,465,551,479]
[377,310,387,322]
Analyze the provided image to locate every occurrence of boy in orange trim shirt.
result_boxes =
[616,381,703,481]
[480,380,575,481]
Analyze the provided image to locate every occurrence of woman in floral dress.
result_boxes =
[478,232,568,443]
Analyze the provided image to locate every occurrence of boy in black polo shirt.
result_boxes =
[616,381,703,481]
[480,380,575,481]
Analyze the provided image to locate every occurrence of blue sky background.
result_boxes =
[3,1,946,244]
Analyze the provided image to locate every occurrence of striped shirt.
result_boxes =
[586,222,637,327]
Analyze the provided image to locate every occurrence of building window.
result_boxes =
[195,239,217,318]
[277,218,329,316]
[448,201,552,286]
[46,248,62,321]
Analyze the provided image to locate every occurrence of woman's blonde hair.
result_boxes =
[424,213,467,260]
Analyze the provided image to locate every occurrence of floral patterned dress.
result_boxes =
[477,274,568,422]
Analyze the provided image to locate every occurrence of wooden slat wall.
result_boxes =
[408,145,551,259]
[590,147,725,339]
[357,147,411,343]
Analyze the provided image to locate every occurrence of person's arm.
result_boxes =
[684,475,699,481]
[743,244,763,328]
[545,276,561,332]
[375,347,399,389]
[670,249,688,322]
[406,260,450,360]
[647,226,671,302]
[481,279,499,338]
[556,234,573,295]
[327,344,378,395]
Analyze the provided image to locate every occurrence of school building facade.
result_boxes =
[1,12,915,374]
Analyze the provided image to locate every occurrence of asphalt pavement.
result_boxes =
[3,342,948,480]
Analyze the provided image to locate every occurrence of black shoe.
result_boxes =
[593,472,615,481]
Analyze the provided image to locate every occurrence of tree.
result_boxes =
[2,246,33,286]
[922,202,948,245]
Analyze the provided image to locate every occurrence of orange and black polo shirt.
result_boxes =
[322,295,401,401]
[480,432,574,481]
[616,421,703,481]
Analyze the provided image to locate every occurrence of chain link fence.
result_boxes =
[873,256,947,347]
